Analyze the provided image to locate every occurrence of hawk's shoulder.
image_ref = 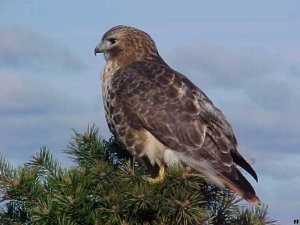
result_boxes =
[112,59,236,144]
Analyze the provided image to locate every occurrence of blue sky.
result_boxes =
[0,0,299,223]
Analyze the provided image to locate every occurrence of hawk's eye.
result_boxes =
[108,38,117,45]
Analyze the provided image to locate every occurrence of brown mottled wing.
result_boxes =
[111,60,257,183]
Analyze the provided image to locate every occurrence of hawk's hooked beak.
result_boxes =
[94,40,107,56]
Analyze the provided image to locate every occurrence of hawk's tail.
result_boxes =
[219,169,261,205]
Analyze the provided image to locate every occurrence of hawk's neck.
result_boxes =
[101,60,121,82]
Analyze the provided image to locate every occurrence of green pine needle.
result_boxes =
[0,125,278,225]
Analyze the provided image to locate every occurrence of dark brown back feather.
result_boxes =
[231,150,258,182]
[109,59,259,203]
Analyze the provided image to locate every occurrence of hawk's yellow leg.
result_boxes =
[148,165,165,184]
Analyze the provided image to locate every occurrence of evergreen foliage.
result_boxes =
[0,126,278,225]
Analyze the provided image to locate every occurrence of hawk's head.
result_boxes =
[95,25,159,65]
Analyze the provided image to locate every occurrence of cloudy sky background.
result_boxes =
[0,0,299,223]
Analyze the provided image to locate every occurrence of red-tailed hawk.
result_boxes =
[94,25,260,204]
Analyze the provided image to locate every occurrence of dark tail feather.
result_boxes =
[231,150,258,182]
[220,169,261,205]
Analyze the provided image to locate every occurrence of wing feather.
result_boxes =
[112,60,257,183]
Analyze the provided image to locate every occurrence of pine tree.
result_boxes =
[0,126,278,225]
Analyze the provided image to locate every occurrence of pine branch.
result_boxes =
[231,204,279,225]
[65,125,108,169]
[27,146,62,179]
[0,155,17,187]
[0,125,278,225]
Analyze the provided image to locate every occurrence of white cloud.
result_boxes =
[290,64,300,77]
[0,72,105,166]
[172,43,272,88]
[0,26,86,72]
[255,155,300,181]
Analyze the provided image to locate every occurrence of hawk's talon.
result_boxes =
[148,166,165,184]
